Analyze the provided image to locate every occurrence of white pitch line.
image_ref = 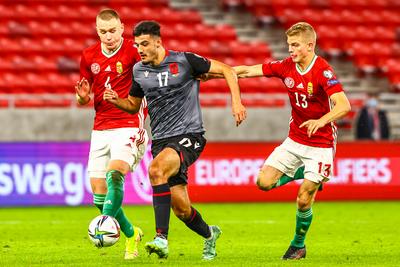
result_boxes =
[219,220,276,224]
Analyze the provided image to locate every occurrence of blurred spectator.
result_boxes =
[355,94,390,140]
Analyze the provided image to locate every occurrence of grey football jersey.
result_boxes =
[130,50,211,140]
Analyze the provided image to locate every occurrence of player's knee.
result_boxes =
[256,173,274,191]
[148,164,166,183]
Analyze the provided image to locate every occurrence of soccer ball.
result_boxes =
[88,215,120,247]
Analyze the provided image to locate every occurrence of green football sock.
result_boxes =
[272,166,305,189]
[103,170,125,217]
[115,208,134,238]
[93,193,106,212]
[93,193,134,238]
[290,208,313,248]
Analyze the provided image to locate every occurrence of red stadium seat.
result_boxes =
[0,56,14,72]
[187,41,212,57]
[241,97,286,107]
[0,99,9,108]
[0,4,13,19]
[339,10,363,26]
[200,97,228,107]
[12,4,38,20]
[14,98,72,108]
[178,10,202,24]
[8,21,30,37]
[200,79,229,93]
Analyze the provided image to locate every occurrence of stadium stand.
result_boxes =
[1,0,400,139]
[0,0,277,99]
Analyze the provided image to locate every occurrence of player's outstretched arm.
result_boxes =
[199,64,264,81]
[209,59,247,126]
[233,64,264,78]
[103,88,143,114]
[300,92,351,137]
[75,77,91,105]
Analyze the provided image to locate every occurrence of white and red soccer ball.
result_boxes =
[88,215,120,247]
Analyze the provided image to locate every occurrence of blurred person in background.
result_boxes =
[355,93,390,140]
[204,21,351,260]
[104,20,246,260]
[74,9,148,260]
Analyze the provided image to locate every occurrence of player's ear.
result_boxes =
[308,42,313,52]
[156,37,162,48]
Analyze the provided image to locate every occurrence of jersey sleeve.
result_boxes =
[79,52,93,84]
[184,52,211,76]
[262,59,288,79]
[318,67,344,96]
[129,78,144,98]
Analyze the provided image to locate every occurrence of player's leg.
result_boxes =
[105,128,148,259]
[272,166,305,188]
[282,144,333,260]
[171,184,210,238]
[282,179,319,260]
[88,130,110,215]
[256,165,285,190]
[145,147,181,258]
[91,178,107,213]
[257,141,302,191]
[102,160,129,217]
[170,184,221,260]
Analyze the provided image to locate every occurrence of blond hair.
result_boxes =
[286,22,316,43]
[96,9,120,21]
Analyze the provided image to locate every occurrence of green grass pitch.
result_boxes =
[1,202,399,266]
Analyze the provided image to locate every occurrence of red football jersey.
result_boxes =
[80,38,147,130]
[262,56,343,148]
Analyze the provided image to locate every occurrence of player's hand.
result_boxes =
[300,119,326,137]
[232,102,247,126]
[75,77,90,98]
[103,88,119,104]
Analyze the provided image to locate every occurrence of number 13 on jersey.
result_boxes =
[294,92,308,108]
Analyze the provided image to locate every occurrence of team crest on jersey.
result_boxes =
[284,77,295,88]
[307,82,313,96]
[323,70,334,79]
[90,63,100,74]
[169,63,179,76]
[116,61,123,75]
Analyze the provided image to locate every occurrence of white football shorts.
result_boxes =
[264,137,334,183]
[88,128,149,178]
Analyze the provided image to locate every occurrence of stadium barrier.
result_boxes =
[0,142,399,206]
